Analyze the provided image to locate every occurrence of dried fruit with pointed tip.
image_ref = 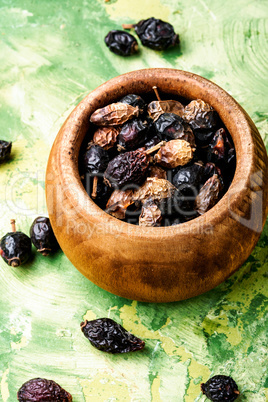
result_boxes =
[183,99,218,130]
[17,378,72,401]
[133,177,176,204]
[30,217,59,256]
[104,149,149,188]
[93,127,120,150]
[105,30,138,56]
[201,375,239,401]
[139,198,162,226]
[0,220,32,267]
[154,139,193,168]
[80,318,145,353]
[0,140,12,162]
[134,17,179,50]
[90,102,139,126]
[195,174,222,215]
[148,100,184,121]
[106,189,134,219]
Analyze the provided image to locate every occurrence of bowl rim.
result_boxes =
[49,67,265,240]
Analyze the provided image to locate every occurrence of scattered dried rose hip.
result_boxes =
[17,378,72,402]
[201,375,240,401]
[80,318,145,353]
[30,217,59,256]
[104,30,138,56]
[80,87,236,226]
[0,140,12,162]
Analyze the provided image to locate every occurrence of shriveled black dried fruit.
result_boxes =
[203,162,222,185]
[183,99,218,130]
[195,174,222,215]
[84,175,112,209]
[17,377,72,401]
[0,219,31,267]
[105,30,138,56]
[104,149,149,188]
[0,140,12,162]
[117,118,149,151]
[154,113,195,146]
[134,17,179,50]
[201,375,239,401]
[172,163,204,193]
[119,94,146,114]
[30,217,59,256]
[80,318,145,353]
[83,145,109,174]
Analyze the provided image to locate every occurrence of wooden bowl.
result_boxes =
[46,68,268,303]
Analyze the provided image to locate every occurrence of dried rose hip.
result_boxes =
[80,318,145,353]
[106,188,134,219]
[183,99,218,130]
[148,100,184,121]
[30,217,59,256]
[119,94,146,114]
[104,149,149,188]
[93,126,120,150]
[201,375,239,401]
[105,30,138,56]
[133,177,176,204]
[17,378,72,401]
[172,163,204,193]
[117,118,149,151]
[0,219,31,267]
[90,102,139,126]
[154,139,193,168]
[83,144,109,175]
[154,113,195,145]
[195,174,222,215]
[139,198,162,227]
[133,17,179,50]
[0,140,12,162]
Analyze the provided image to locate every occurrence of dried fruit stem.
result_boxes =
[38,248,51,256]
[145,141,166,155]
[9,257,20,267]
[10,219,16,232]
[122,23,135,29]
[91,176,98,199]
[152,86,161,101]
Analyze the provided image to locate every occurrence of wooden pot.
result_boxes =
[46,68,268,303]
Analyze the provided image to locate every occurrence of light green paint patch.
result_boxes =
[80,373,131,401]
[0,369,10,402]
[104,0,170,22]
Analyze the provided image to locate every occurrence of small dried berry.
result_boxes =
[90,102,139,126]
[17,378,72,402]
[201,375,239,401]
[0,220,31,267]
[148,100,184,121]
[133,177,176,204]
[83,144,109,174]
[134,17,179,50]
[80,318,145,353]
[93,126,120,150]
[117,118,149,151]
[172,163,204,193]
[195,174,222,214]
[104,149,149,188]
[30,217,59,256]
[105,30,138,56]
[139,198,162,227]
[0,140,12,162]
[183,99,218,130]
[154,113,196,146]
[106,189,134,220]
[154,139,193,168]
[119,94,146,114]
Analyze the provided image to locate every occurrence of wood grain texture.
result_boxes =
[46,68,268,302]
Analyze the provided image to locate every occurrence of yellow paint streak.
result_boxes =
[104,0,170,22]
[11,335,28,350]
[83,310,97,322]
[151,375,162,402]
[120,302,211,399]
[202,311,242,346]
[1,369,10,402]
[80,373,130,402]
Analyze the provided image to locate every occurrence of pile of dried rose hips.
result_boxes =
[80,88,236,227]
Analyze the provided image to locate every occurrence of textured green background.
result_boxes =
[0,1,268,401]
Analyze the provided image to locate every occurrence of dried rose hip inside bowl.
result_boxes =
[79,87,236,227]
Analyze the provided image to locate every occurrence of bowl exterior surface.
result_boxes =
[46,68,268,302]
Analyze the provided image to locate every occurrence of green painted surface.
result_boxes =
[0,1,267,401]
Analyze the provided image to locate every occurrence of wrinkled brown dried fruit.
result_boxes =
[183,99,217,130]
[133,177,176,204]
[139,198,162,226]
[195,174,222,214]
[147,100,184,121]
[17,378,72,401]
[90,102,139,126]
[93,126,120,150]
[148,165,167,180]
[154,139,193,168]
[106,189,134,219]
